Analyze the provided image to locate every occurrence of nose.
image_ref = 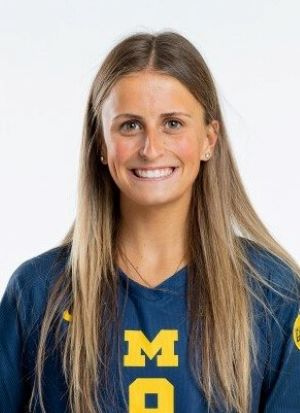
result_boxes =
[139,130,165,160]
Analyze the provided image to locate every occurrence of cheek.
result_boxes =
[176,138,201,167]
[109,139,133,164]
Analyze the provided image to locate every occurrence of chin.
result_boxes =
[131,192,186,208]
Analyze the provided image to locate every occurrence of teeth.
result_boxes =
[134,167,174,178]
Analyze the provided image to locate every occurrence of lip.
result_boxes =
[130,166,179,170]
[129,166,180,181]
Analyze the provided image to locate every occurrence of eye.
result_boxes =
[165,119,183,129]
[120,120,141,132]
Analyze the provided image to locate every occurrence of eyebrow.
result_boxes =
[112,112,192,121]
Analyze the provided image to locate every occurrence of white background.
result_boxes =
[1,0,299,299]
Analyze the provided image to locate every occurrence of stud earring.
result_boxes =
[205,152,211,159]
[100,155,106,164]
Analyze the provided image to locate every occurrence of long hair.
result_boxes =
[28,30,300,413]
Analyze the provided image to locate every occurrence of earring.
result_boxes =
[205,152,211,159]
[100,155,106,164]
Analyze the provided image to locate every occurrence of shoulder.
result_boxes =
[239,237,300,344]
[2,244,70,327]
[6,244,70,294]
[239,236,300,303]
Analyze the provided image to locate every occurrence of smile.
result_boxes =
[130,167,179,181]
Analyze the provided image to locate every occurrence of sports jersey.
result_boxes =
[0,238,299,412]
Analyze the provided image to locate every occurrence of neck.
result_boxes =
[116,195,191,273]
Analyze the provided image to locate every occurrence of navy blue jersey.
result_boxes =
[1,239,300,412]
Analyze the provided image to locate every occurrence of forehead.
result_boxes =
[101,71,204,120]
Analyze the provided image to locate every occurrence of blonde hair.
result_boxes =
[29,30,300,413]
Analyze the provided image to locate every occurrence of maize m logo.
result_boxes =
[123,329,179,412]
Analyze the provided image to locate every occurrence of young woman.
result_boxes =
[1,31,299,413]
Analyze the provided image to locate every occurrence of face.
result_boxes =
[101,71,219,209]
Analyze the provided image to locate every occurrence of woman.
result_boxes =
[0,30,299,413]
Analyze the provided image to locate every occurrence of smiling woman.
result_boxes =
[0,30,300,413]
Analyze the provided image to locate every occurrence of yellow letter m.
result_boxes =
[123,329,178,367]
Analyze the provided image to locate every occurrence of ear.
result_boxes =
[100,140,108,160]
[201,120,219,161]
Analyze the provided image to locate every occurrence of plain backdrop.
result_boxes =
[1,0,299,299]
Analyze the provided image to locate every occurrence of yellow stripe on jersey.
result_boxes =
[292,312,300,350]
[63,310,73,322]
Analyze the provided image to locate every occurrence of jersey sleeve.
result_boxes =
[259,262,300,412]
[0,263,31,413]
[0,247,70,413]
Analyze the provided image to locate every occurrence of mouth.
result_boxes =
[129,167,179,181]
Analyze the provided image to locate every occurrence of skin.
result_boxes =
[101,70,219,287]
